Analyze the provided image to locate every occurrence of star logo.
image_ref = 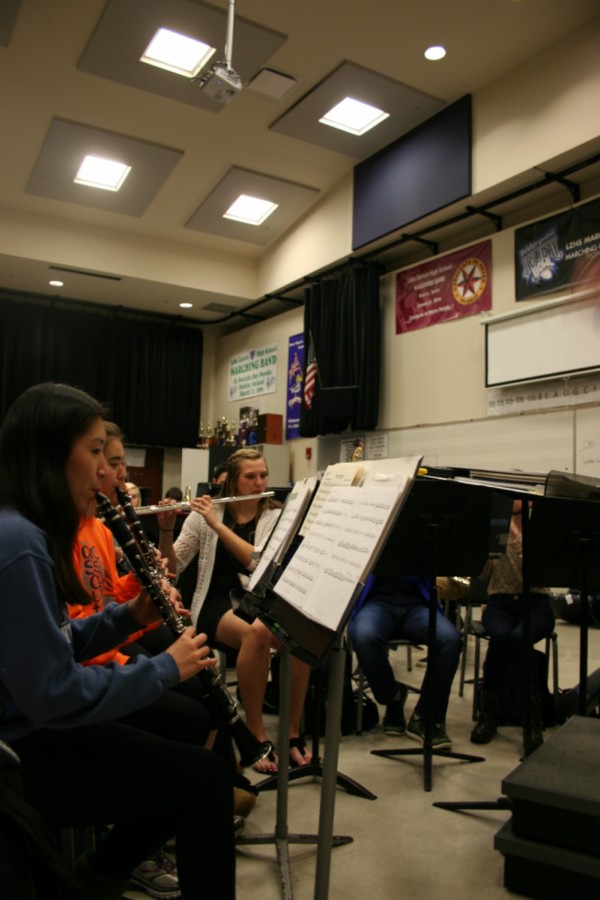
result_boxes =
[452,257,488,305]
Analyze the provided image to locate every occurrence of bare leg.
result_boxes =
[215,615,313,770]
[215,614,276,772]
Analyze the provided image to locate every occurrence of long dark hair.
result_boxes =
[0,383,107,605]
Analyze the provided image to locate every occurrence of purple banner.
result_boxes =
[286,334,304,440]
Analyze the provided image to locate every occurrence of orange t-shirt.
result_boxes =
[70,516,145,666]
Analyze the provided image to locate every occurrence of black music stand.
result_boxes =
[434,495,535,814]
[528,493,600,716]
[239,544,376,801]
[368,478,493,791]
[434,487,600,816]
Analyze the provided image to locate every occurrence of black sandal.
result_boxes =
[252,740,277,773]
[289,736,310,768]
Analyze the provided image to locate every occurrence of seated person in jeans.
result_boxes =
[349,575,461,748]
[470,498,555,747]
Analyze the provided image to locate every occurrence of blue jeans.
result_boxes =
[481,594,555,691]
[350,588,461,723]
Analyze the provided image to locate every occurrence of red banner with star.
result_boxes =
[395,240,492,334]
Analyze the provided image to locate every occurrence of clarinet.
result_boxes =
[114,486,166,583]
[96,491,273,767]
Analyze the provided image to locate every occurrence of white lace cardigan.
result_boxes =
[173,505,281,626]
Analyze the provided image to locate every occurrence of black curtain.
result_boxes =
[300,262,382,437]
[0,293,202,447]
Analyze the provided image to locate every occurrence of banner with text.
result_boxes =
[396,240,492,334]
[487,373,600,416]
[515,196,600,300]
[228,343,278,401]
[286,334,304,440]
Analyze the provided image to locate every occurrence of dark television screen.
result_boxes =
[352,95,472,250]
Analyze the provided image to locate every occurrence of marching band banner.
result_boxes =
[514,196,600,300]
[228,342,278,401]
[396,240,492,334]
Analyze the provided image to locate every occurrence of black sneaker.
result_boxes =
[406,713,452,750]
[383,684,408,735]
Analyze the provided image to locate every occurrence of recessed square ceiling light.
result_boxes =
[74,155,132,191]
[319,97,389,136]
[223,194,279,226]
[140,27,216,78]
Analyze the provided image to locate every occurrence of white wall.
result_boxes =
[473,20,600,193]
[258,17,600,300]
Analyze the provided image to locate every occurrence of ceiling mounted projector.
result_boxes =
[201,64,242,104]
[192,0,242,105]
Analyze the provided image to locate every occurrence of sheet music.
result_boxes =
[276,464,416,631]
[248,478,317,591]
[299,462,367,537]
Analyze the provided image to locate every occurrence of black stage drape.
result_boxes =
[0,294,202,447]
[300,262,381,437]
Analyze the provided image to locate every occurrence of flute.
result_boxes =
[135,490,275,516]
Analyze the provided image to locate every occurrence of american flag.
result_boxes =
[303,337,318,409]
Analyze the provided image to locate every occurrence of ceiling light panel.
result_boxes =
[271,61,444,159]
[78,0,286,112]
[140,27,216,77]
[224,195,279,225]
[26,119,183,216]
[186,167,319,246]
[74,155,132,191]
[319,98,389,135]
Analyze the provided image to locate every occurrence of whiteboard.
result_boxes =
[575,406,600,478]
[316,410,576,476]
[485,295,600,387]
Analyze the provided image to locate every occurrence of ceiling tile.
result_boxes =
[78,0,286,113]
[26,118,184,217]
[270,60,445,159]
[185,166,319,245]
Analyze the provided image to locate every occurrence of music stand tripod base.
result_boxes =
[236,647,353,900]
[433,796,511,812]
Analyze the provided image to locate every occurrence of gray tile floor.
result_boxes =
[125,617,600,899]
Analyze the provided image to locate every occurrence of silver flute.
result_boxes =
[135,490,275,516]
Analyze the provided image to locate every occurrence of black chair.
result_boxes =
[457,575,490,699]
[468,623,560,721]
[352,638,421,734]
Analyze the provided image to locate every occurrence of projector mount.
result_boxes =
[191,0,242,105]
